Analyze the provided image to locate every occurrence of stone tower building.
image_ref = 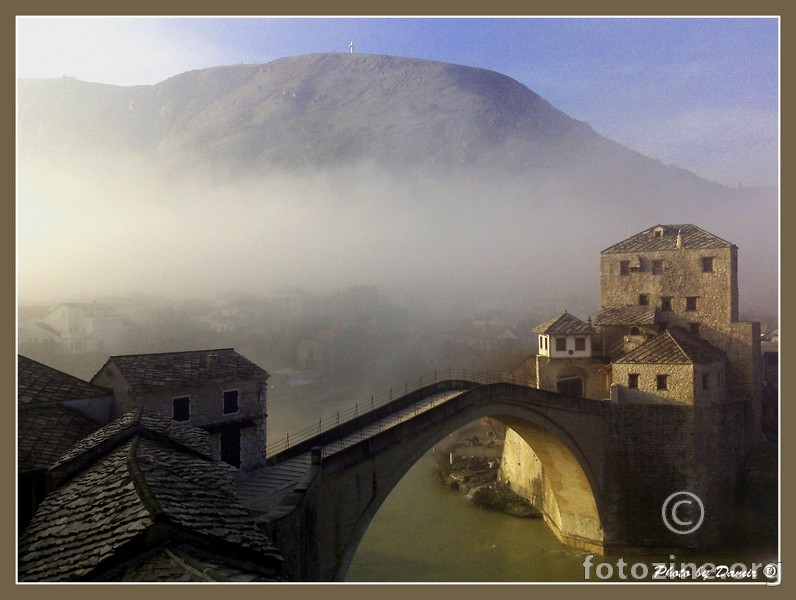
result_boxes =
[596,223,760,412]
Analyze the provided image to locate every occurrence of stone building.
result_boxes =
[530,311,605,399]
[89,348,270,471]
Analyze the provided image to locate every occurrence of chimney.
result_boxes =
[204,352,218,374]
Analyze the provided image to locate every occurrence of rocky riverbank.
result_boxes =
[434,419,541,519]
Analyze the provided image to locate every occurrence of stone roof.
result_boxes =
[601,224,735,254]
[18,404,101,473]
[18,409,282,582]
[532,312,596,335]
[613,327,726,366]
[93,348,269,394]
[594,306,657,326]
[50,408,213,480]
[94,543,282,582]
[17,355,111,405]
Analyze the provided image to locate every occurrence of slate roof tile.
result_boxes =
[18,410,281,582]
[95,348,268,394]
[614,327,726,365]
[594,305,657,326]
[532,312,596,335]
[51,409,213,474]
[18,404,101,472]
[601,224,734,254]
[17,355,111,405]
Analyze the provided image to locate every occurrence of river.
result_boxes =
[345,449,779,584]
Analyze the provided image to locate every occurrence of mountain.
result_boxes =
[18,53,722,189]
[16,53,778,318]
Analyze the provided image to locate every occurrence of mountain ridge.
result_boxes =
[18,53,726,191]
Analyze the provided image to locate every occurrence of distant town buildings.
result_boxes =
[18,302,129,353]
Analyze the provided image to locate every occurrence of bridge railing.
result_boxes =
[265,368,524,460]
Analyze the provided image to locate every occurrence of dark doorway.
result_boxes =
[219,427,241,468]
[556,376,583,397]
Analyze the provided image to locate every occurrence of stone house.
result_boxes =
[611,326,727,405]
[16,355,114,531]
[18,409,283,582]
[529,311,605,399]
[30,302,130,353]
[89,348,270,471]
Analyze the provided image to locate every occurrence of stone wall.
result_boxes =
[91,367,268,470]
[600,245,738,327]
[498,392,755,553]
[535,355,609,400]
[611,362,696,403]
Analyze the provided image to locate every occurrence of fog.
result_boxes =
[17,151,778,323]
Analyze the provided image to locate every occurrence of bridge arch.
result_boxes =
[315,386,607,581]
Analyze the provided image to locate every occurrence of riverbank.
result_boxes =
[434,418,540,519]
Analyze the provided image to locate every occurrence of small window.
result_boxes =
[173,396,190,422]
[620,260,630,276]
[555,337,567,352]
[686,296,698,311]
[702,257,714,273]
[639,294,649,306]
[630,327,641,336]
[575,337,586,351]
[656,375,669,390]
[653,226,665,238]
[652,260,663,275]
[223,389,239,415]
[702,374,709,390]
[661,297,672,312]
[689,322,700,335]
[628,373,639,388]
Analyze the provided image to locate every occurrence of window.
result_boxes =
[575,337,586,351]
[656,375,669,390]
[628,373,639,388]
[661,297,672,311]
[702,257,714,273]
[639,294,649,306]
[223,389,239,415]
[686,296,698,311]
[173,396,190,422]
[630,327,641,336]
[702,374,709,390]
[689,323,700,335]
[652,260,663,275]
[555,337,567,352]
[620,260,630,276]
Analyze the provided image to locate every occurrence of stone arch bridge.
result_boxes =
[237,375,751,581]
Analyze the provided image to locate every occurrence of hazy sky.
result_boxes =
[16,15,779,188]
